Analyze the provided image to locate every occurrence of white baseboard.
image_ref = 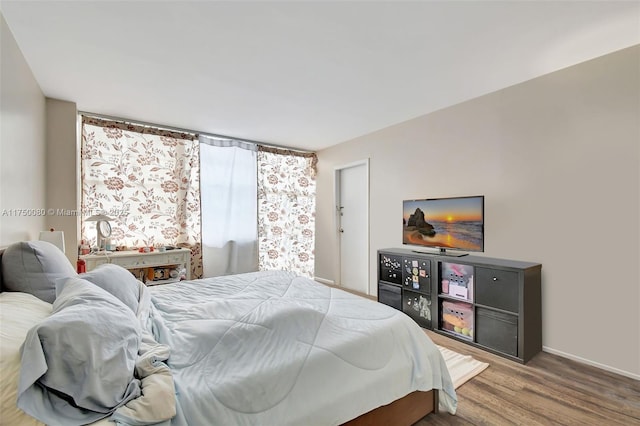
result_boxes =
[314,277,335,285]
[543,346,640,381]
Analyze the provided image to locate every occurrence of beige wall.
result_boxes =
[45,98,79,262]
[0,14,46,246]
[1,16,78,264]
[316,46,640,378]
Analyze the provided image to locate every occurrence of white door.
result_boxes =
[336,160,369,295]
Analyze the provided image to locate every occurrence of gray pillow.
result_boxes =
[80,264,142,313]
[1,241,77,303]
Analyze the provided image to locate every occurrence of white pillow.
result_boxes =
[0,292,51,426]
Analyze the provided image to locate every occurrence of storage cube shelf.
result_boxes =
[440,300,474,341]
[378,248,542,363]
[440,262,474,302]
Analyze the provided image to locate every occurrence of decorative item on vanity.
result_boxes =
[79,240,90,255]
[85,214,113,252]
[39,229,65,253]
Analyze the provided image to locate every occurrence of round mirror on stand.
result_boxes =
[97,220,112,250]
[85,214,114,253]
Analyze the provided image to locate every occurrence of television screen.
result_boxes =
[403,195,484,254]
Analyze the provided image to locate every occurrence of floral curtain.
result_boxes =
[81,116,203,279]
[257,146,317,277]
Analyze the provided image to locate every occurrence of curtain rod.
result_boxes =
[78,111,314,153]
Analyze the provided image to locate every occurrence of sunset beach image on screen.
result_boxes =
[402,196,484,252]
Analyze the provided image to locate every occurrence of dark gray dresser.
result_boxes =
[378,248,542,363]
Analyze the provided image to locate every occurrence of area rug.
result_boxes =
[437,345,489,389]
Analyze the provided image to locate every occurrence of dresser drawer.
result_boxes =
[111,254,168,268]
[165,252,190,265]
[402,290,432,329]
[111,252,187,269]
[476,307,518,357]
[84,257,108,271]
[378,282,402,310]
[475,268,519,313]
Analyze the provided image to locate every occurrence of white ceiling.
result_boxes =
[1,1,638,151]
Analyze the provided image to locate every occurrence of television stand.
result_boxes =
[412,248,468,257]
[377,248,542,363]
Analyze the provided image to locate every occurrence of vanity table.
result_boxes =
[79,248,191,285]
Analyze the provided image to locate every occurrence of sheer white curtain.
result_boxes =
[199,136,258,277]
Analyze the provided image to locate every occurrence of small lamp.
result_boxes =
[85,214,113,252]
[39,228,65,253]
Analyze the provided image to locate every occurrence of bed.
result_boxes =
[0,240,457,425]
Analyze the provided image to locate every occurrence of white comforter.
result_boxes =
[148,270,457,425]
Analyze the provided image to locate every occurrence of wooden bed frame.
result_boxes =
[343,390,438,426]
[0,247,438,425]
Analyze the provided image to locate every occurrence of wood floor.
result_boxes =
[421,329,640,426]
[321,283,639,425]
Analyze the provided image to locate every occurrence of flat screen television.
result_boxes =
[402,195,484,257]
